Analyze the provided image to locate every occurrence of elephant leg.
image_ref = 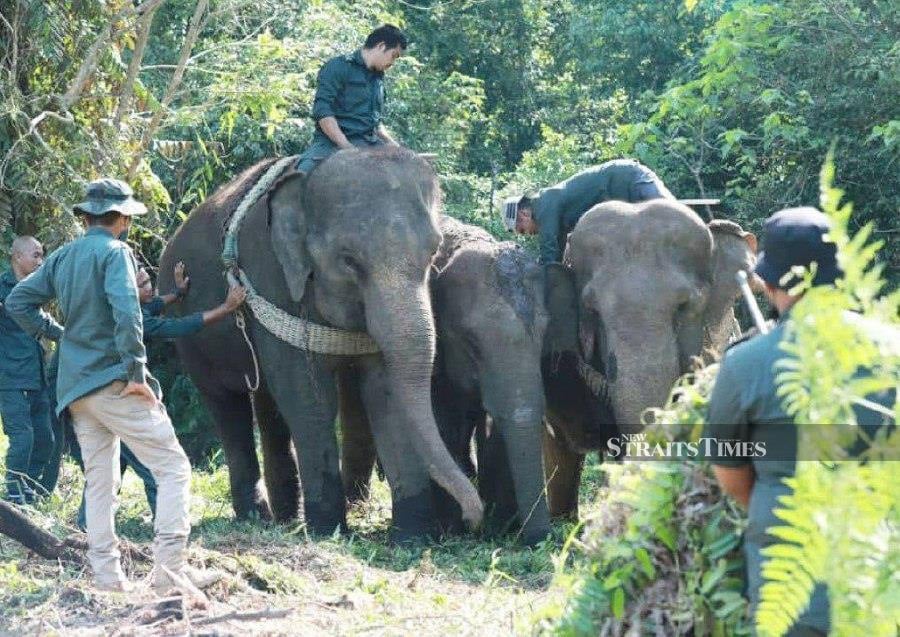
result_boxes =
[251,330,346,535]
[254,389,300,522]
[197,382,271,521]
[360,360,437,542]
[543,423,584,520]
[475,419,519,534]
[337,367,376,504]
[431,377,480,535]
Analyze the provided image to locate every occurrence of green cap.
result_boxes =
[73,178,147,217]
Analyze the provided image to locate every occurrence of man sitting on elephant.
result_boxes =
[295,24,407,174]
[503,159,676,263]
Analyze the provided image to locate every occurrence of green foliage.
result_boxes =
[753,157,900,636]
[543,365,750,636]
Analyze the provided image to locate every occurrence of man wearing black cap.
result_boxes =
[4,179,204,595]
[703,207,889,635]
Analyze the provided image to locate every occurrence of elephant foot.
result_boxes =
[518,523,551,547]
[231,483,274,522]
[303,500,348,537]
[389,491,438,544]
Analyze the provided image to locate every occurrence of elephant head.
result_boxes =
[267,147,483,527]
[546,200,756,434]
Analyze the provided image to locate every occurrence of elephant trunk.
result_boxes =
[364,280,484,529]
[606,320,681,433]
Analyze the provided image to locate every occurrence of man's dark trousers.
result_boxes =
[0,387,53,499]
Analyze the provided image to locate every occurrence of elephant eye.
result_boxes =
[340,253,364,276]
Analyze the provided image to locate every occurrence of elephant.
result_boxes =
[158,147,483,541]
[541,200,756,519]
[430,216,550,544]
[340,216,551,544]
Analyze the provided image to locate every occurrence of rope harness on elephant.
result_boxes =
[220,156,380,357]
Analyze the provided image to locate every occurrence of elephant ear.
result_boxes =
[268,172,312,304]
[543,263,579,355]
[703,219,758,351]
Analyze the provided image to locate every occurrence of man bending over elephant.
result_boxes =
[295,24,407,173]
[504,159,676,263]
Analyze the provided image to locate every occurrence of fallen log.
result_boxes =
[0,500,150,562]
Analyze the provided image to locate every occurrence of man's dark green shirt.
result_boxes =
[311,49,385,141]
[5,227,157,415]
[0,269,62,390]
[704,314,893,634]
[532,159,670,263]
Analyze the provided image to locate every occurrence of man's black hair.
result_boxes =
[84,210,123,227]
[364,24,408,51]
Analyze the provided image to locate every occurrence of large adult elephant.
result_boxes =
[542,200,756,518]
[159,148,483,540]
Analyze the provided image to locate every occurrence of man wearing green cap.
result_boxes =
[5,178,199,594]
[704,207,894,635]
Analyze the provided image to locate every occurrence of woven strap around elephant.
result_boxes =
[221,156,380,356]
[577,355,609,401]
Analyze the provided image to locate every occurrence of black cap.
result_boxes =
[754,207,841,288]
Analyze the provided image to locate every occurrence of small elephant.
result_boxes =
[430,216,550,544]
[542,200,756,519]
[159,148,483,541]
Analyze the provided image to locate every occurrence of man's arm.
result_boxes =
[704,355,755,507]
[537,202,563,264]
[376,124,399,146]
[712,465,754,509]
[311,58,353,149]
[143,285,245,340]
[318,117,353,149]
[103,247,150,386]
[4,265,64,341]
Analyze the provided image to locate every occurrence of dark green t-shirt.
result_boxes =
[705,315,894,633]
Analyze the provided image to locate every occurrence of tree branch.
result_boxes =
[127,0,209,180]
[61,0,168,111]
[114,5,160,129]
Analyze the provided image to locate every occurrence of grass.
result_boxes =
[0,437,607,635]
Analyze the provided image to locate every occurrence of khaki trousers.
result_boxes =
[68,381,191,588]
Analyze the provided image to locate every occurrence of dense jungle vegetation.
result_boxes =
[0,1,897,634]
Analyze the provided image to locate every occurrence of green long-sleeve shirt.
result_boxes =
[0,269,63,390]
[311,49,385,141]
[532,159,672,263]
[5,227,158,415]
[141,296,204,339]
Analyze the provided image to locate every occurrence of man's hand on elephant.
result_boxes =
[174,261,190,296]
[223,285,247,311]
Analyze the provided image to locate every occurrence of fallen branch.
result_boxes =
[192,607,292,627]
[0,500,151,563]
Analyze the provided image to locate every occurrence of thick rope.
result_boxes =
[221,156,380,356]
